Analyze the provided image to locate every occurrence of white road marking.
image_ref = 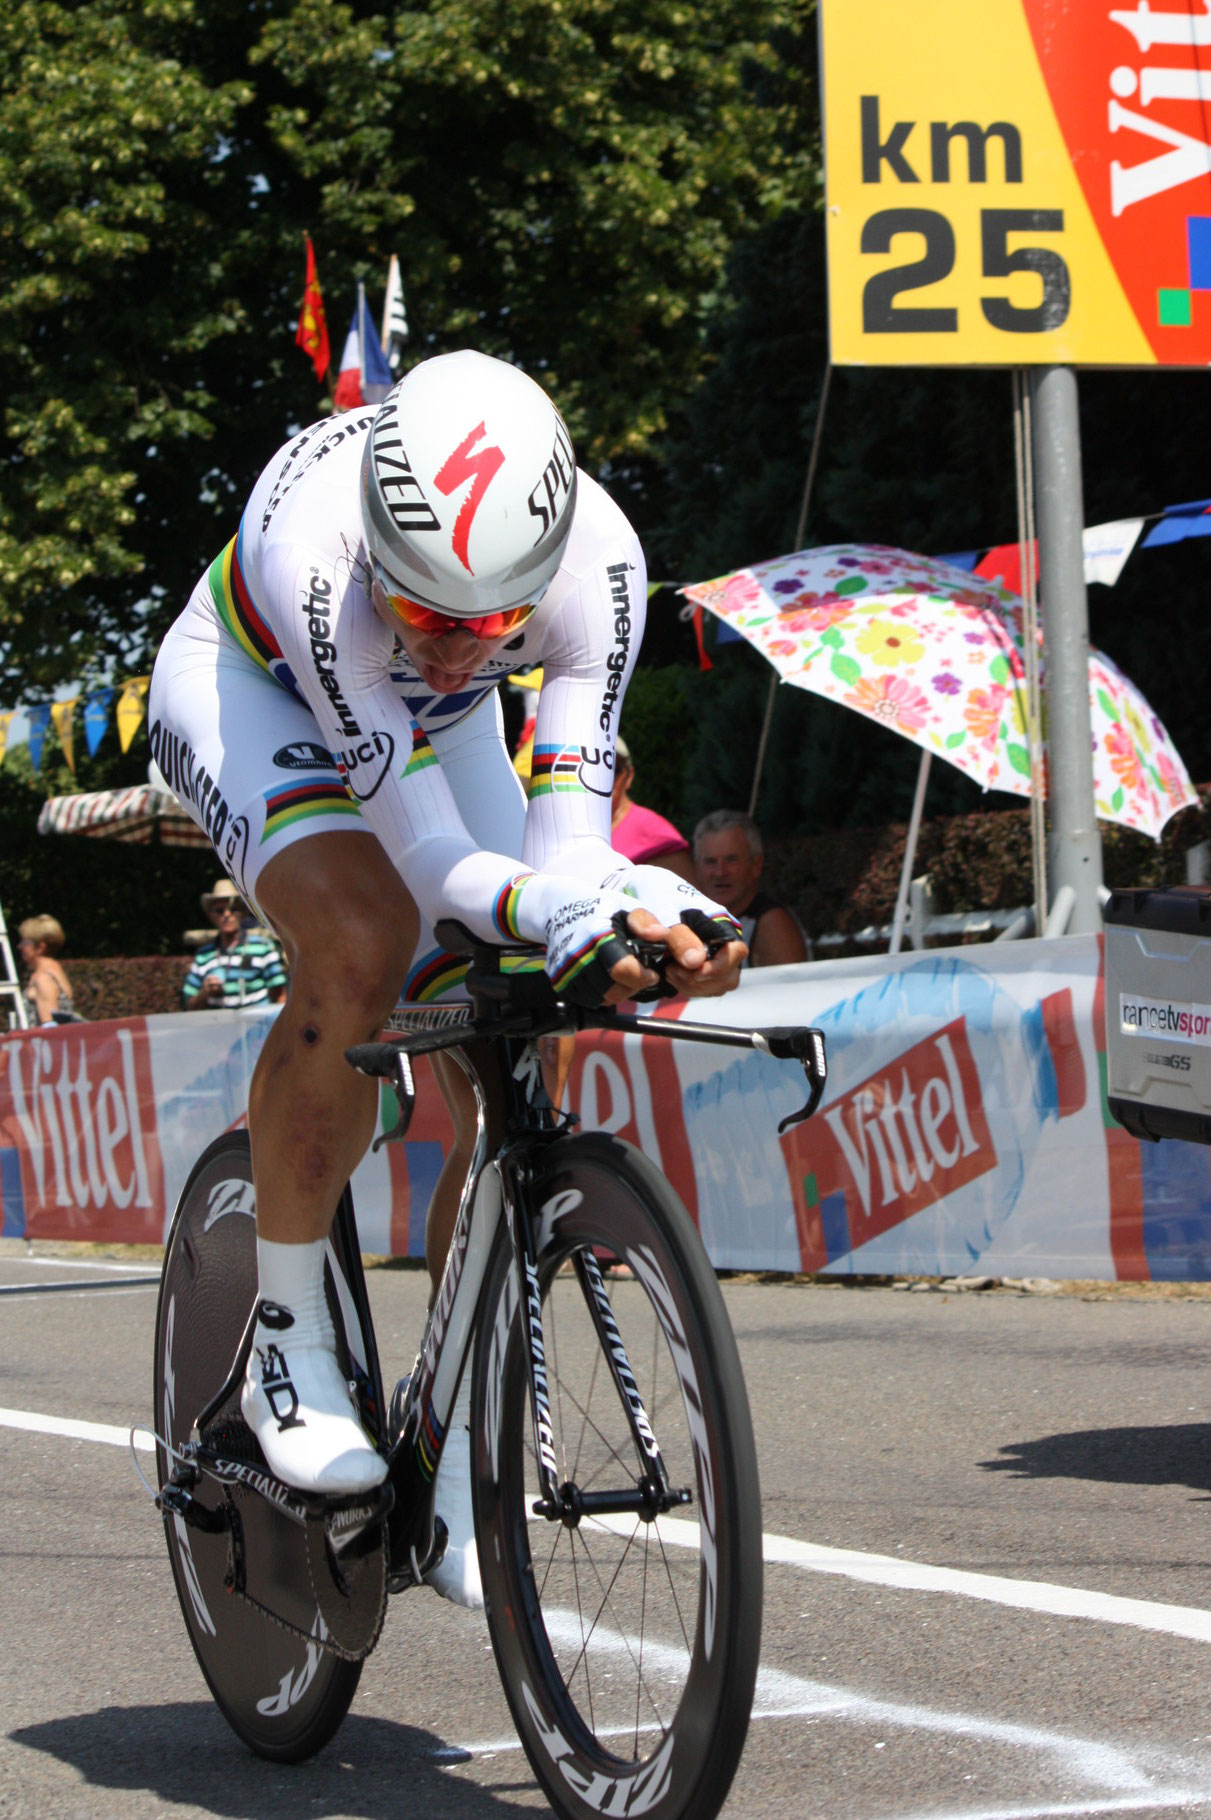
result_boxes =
[436,1616,1209,1812]
[8,1404,1211,1647]
[580,1509,1211,1644]
[0,1407,154,1451]
[1,1253,158,1274]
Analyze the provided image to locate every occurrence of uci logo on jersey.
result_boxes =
[334,731,395,801]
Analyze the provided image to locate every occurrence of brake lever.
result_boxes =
[756,1026,828,1132]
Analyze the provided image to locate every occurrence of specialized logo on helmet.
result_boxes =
[372,402,440,535]
[434,423,505,574]
[527,418,575,543]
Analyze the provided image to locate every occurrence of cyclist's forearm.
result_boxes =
[394,833,624,950]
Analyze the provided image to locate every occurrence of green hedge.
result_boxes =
[763,790,1211,943]
[59,956,192,1023]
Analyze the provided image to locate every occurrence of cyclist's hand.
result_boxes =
[543,889,661,1007]
[658,909,747,999]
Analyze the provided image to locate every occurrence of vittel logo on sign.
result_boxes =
[4,1026,162,1234]
[815,1016,995,1244]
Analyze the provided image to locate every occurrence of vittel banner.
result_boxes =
[796,1017,996,1265]
[1,1020,164,1242]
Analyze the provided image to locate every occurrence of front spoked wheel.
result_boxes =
[472,1133,762,1820]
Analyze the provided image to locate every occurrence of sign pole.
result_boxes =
[1028,364,1103,933]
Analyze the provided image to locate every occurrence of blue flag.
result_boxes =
[25,703,51,771]
[1141,499,1211,549]
[83,688,114,757]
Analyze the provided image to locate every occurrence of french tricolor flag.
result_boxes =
[333,281,394,411]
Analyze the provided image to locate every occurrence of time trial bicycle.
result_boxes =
[148,923,827,1820]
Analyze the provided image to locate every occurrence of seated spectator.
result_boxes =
[183,879,288,1011]
[692,810,810,968]
[611,738,696,883]
[18,914,79,1024]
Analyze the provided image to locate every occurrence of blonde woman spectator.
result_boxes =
[18,914,78,1025]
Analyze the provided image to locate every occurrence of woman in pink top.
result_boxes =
[610,738,697,881]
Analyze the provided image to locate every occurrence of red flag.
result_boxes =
[295,235,330,381]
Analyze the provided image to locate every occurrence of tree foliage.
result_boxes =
[0,0,813,697]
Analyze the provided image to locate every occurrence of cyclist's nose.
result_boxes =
[433,627,483,663]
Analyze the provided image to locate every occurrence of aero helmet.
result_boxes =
[360,350,578,618]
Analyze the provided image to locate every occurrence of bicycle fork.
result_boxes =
[498,1147,692,1528]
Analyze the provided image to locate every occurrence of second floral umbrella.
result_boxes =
[683,544,1196,945]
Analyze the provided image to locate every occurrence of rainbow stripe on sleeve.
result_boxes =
[492,874,532,941]
[527,745,585,799]
[209,530,284,671]
[548,930,615,994]
[403,725,438,777]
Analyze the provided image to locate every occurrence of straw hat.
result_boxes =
[201,878,246,914]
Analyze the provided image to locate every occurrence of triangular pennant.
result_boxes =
[26,703,51,771]
[83,688,115,757]
[116,677,151,753]
[50,698,78,775]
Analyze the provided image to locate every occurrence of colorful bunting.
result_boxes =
[25,704,50,772]
[50,698,78,775]
[116,677,150,753]
[83,688,114,757]
[1141,499,1211,549]
[1082,519,1144,587]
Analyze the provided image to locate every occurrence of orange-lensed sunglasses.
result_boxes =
[375,566,537,642]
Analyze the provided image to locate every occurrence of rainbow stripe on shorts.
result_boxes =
[261,777,360,844]
[404,947,471,1003]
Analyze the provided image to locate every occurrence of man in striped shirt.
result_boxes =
[182,878,288,1010]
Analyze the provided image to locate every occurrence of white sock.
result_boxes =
[255,1236,332,1342]
[242,1236,385,1496]
[427,1373,483,1609]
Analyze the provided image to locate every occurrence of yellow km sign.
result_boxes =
[821,0,1211,366]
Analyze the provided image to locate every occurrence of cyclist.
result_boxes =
[148,350,746,1598]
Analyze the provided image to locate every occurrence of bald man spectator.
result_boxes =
[693,810,809,968]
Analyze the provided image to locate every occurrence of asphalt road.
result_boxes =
[4,1243,1211,1819]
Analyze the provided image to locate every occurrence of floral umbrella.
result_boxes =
[683,543,1196,841]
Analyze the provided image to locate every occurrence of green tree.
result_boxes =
[0,0,814,700]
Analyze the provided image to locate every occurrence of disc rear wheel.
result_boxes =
[154,1131,362,1761]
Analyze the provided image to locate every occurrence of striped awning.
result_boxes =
[36,785,209,847]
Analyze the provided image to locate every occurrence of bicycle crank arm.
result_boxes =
[531,1480,694,1525]
[157,1479,232,1535]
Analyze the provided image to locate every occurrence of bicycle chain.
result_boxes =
[220,1483,391,1664]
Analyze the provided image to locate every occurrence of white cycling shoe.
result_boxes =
[242,1303,387,1498]
[427,1418,484,1609]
